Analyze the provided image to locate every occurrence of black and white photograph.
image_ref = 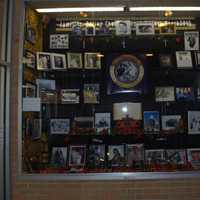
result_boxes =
[36,52,52,70]
[159,54,173,68]
[176,51,193,68]
[84,53,101,69]
[155,86,175,102]
[184,31,199,51]
[87,145,105,168]
[52,53,67,70]
[187,148,200,169]
[24,50,36,69]
[161,115,181,131]
[60,89,80,104]
[50,119,70,134]
[67,53,83,69]
[188,111,200,134]
[32,119,42,140]
[51,147,67,168]
[97,21,111,35]
[145,149,165,165]
[85,23,96,36]
[95,113,111,134]
[50,34,69,49]
[115,20,131,36]
[126,144,144,168]
[108,145,125,167]
[135,21,155,35]
[195,51,200,68]
[71,22,82,36]
[69,145,86,167]
[165,149,186,165]
[83,84,100,104]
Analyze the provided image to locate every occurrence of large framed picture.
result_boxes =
[155,86,175,102]
[184,31,199,51]
[176,51,193,69]
[145,149,166,165]
[60,89,80,104]
[188,111,200,134]
[175,87,194,101]
[36,52,52,70]
[95,113,111,134]
[24,50,36,69]
[165,149,186,165]
[161,115,181,131]
[143,111,160,133]
[115,20,131,36]
[84,53,101,69]
[51,147,67,168]
[159,54,173,68]
[67,53,83,69]
[50,119,70,134]
[83,84,100,104]
[50,34,69,49]
[187,148,200,169]
[135,21,155,35]
[52,53,67,70]
[69,145,86,167]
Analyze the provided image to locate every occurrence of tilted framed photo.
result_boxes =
[188,111,200,134]
[187,148,200,169]
[95,112,111,134]
[60,89,80,104]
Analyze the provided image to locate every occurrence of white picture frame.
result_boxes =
[50,119,70,134]
[188,111,200,134]
[95,113,111,134]
[176,51,193,68]
[161,115,181,131]
[155,86,175,102]
[36,52,52,70]
[85,23,96,36]
[184,31,199,51]
[84,53,101,69]
[135,21,155,35]
[115,20,131,36]
[52,53,67,70]
[50,34,69,49]
[67,53,83,69]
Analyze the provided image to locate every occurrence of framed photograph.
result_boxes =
[155,86,175,102]
[97,22,111,36]
[50,34,69,49]
[36,79,56,97]
[22,82,37,98]
[113,102,142,120]
[85,23,96,36]
[95,113,111,134]
[40,89,57,104]
[73,117,94,129]
[135,21,155,35]
[50,119,70,134]
[115,20,131,36]
[67,53,83,69]
[24,50,36,69]
[87,145,105,168]
[36,52,52,70]
[184,31,199,51]
[161,115,181,131]
[126,144,144,168]
[195,51,200,68]
[69,145,86,167]
[32,119,42,139]
[60,89,80,104]
[175,87,194,101]
[51,147,67,168]
[84,53,101,69]
[143,111,160,132]
[25,25,36,44]
[83,84,100,104]
[52,53,67,70]
[165,149,186,165]
[159,54,173,68]
[187,148,200,169]
[71,22,82,36]
[188,111,200,134]
[108,145,125,167]
[159,24,176,35]
[176,51,193,69]
[145,149,166,165]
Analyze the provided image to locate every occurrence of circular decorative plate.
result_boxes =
[110,54,144,88]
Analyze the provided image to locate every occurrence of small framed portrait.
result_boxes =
[135,21,155,35]
[98,22,111,36]
[22,82,37,98]
[50,34,69,49]
[143,111,160,133]
[159,54,173,68]
[161,115,181,131]
[175,87,194,101]
[50,119,70,134]
[87,145,105,168]
[159,24,176,35]
[108,145,125,167]
[25,25,36,44]
[184,31,199,51]
[67,53,83,69]
[24,50,36,69]
[155,86,175,102]
[51,147,67,168]
[187,148,200,169]
[126,144,144,168]
[194,51,200,68]
[85,23,96,36]
[115,20,131,36]
[188,111,200,134]
[52,53,67,70]
[83,84,100,104]
[145,149,166,165]
[36,52,52,70]
[95,113,111,134]
[60,89,80,104]
[69,145,86,167]
[71,22,82,36]
[165,149,186,165]
[84,53,101,69]
[32,119,42,140]
[176,51,193,69]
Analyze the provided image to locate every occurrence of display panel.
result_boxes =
[21,6,200,175]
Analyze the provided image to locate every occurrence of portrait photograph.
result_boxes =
[50,118,70,134]
[161,115,181,131]
[84,53,101,69]
[85,23,96,36]
[108,145,125,167]
[184,31,199,51]
[143,111,160,133]
[155,86,175,102]
[24,50,36,69]
[176,51,193,69]
[69,145,86,167]
[67,53,83,69]
[50,34,69,49]
[175,87,194,101]
[187,148,200,169]
[52,53,67,70]
[165,149,186,165]
[188,111,200,134]
[159,54,173,68]
[135,21,155,35]
[60,89,80,104]
[71,22,82,36]
[159,24,176,35]
[36,52,52,70]
[83,84,100,104]
[195,51,200,68]
[51,147,67,168]
[145,149,165,165]
[95,113,111,134]
[115,20,131,36]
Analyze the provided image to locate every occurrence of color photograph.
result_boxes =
[188,111,200,134]
[83,84,100,104]
[175,87,194,101]
[145,149,166,165]
[50,119,70,134]
[95,113,111,134]
[161,115,181,131]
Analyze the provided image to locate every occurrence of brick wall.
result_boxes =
[10,0,200,200]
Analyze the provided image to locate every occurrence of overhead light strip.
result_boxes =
[129,7,200,11]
